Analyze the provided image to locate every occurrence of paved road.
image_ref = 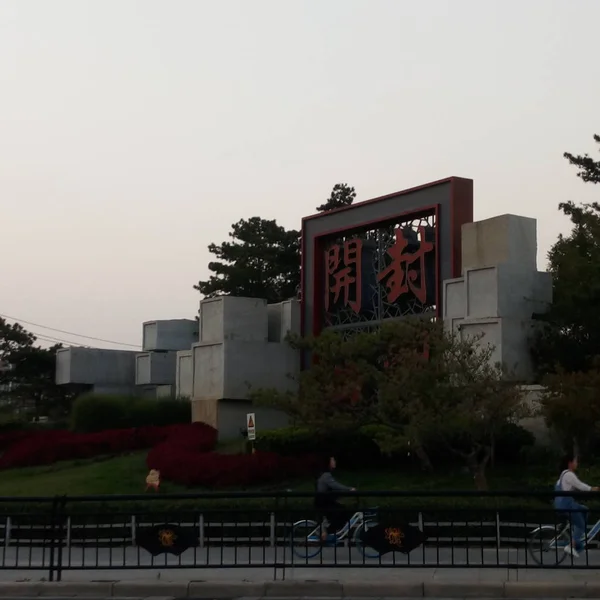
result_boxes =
[3,565,600,600]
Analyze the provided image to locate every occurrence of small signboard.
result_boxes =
[246,413,256,441]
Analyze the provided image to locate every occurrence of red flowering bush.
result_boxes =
[0,422,217,469]
[147,441,319,488]
[0,418,317,488]
[0,430,32,451]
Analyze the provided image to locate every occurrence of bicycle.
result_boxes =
[290,508,380,559]
[528,515,600,565]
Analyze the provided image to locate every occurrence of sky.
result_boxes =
[1,0,599,350]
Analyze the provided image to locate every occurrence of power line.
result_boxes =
[0,313,141,348]
[33,333,88,348]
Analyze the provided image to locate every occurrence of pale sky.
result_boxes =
[1,0,599,350]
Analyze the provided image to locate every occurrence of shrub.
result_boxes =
[71,394,191,433]
[147,445,319,488]
[0,422,217,469]
[255,427,381,468]
[493,422,536,463]
[255,422,535,470]
[0,419,27,433]
[418,421,536,467]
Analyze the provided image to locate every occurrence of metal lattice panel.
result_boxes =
[322,212,437,332]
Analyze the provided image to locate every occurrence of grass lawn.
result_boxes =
[0,451,586,497]
[1,449,599,516]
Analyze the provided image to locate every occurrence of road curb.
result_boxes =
[423,581,504,597]
[343,581,424,597]
[1,579,600,597]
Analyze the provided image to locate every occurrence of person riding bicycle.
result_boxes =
[554,452,599,558]
[314,456,355,542]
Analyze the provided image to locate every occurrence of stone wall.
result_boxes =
[443,214,552,382]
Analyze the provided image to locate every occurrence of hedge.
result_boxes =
[255,427,381,468]
[71,394,191,433]
[255,422,536,469]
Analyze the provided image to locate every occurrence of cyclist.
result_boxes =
[554,452,599,558]
[314,456,355,542]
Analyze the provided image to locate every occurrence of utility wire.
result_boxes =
[33,332,88,347]
[0,313,141,348]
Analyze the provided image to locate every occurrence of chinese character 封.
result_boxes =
[377,226,433,304]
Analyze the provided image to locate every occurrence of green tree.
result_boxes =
[0,318,35,363]
[195,183,356,302]
[315,183,356,212]
[194,217,301,303]
[531,135,600,374]
[8,343,76,420]
[564,134,600,184]
[541,364,600,455]
[253,319,523,489]
[0,318,76,420]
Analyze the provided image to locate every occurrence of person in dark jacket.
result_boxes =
[314,456,355,541]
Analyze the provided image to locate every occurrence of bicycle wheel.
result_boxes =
[353,520,381,559]
[527,525,570,566]
[291,519,322,559]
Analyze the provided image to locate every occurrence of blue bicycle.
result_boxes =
[291,508,380,559]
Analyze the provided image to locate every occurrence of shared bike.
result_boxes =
[290,508,380,559]
[528,516,600,565]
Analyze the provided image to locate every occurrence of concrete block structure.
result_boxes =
[189,297,299,438]
[142,319,197,351]
[191,340,299,400]
[461,214,538,272]
[443,214,552,381]
[55,347,138,395]
[135,351,178,386]
[199,297,268,343]
[156,385,175,399]
[176,350,193,398]
[133,320,199,398]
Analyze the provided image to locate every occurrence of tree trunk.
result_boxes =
[467,449,491,491]
[473,464,488,491]
[415,444,434,472]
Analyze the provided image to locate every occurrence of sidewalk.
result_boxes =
[2,567,600,597]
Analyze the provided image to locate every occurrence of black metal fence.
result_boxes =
[0,490,598,581]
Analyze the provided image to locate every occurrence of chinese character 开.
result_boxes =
[325,239,363,313]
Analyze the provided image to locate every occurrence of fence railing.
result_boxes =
[0,490,597,581]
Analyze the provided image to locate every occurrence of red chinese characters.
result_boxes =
[324,239,363,313]
[377,226,433,304]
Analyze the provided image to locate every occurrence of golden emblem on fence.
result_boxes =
[158,528,177,547]
[384,527,404,548]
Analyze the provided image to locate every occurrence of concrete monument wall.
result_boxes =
[176,350,193,398]
[443,214,552,382]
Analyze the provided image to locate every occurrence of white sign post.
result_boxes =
[246,413,256,442]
